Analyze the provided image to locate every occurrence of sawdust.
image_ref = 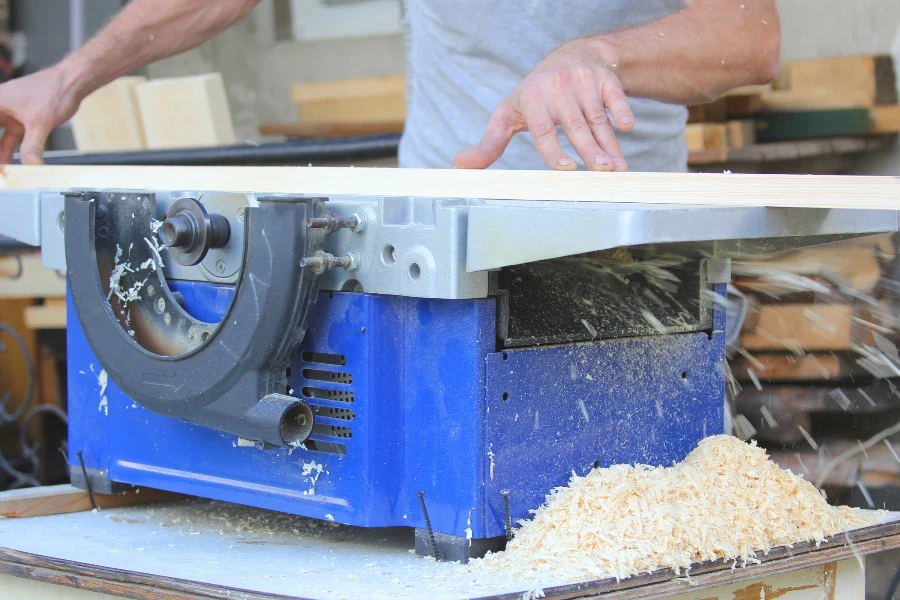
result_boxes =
[470,435,886,585]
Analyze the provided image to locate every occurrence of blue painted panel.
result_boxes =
[483,327,725,538]
[68,278,727,542]
[66,288,113,477]
[67,286,495,537]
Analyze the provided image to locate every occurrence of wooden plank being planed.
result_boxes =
[0,484,180,518]
[1,166,899,211]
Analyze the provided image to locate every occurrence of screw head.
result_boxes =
[236,209,245,223]
[216,260,226,274]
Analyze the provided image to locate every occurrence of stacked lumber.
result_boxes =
[71,73,237,152]
[260,75,406,139]
[687,55,900,167]
[729,234,900,500]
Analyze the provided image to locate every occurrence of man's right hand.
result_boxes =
[0,65,82,165]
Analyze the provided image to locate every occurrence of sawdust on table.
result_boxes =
[470,434,886,584]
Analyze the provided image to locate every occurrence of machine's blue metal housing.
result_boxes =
[67,283,726,541]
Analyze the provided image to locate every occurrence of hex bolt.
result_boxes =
[349,212,367,233]
[306,211,360,234]
[300,251,360,275]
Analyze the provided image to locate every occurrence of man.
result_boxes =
[0,0,779,171]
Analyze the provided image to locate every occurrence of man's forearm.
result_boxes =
[58,0,260,103]
[594,0,781,105]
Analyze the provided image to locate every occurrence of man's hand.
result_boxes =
[454,39,634,172]
[454,0,780,172]
[0,0,261,165]
[0,66,81,164]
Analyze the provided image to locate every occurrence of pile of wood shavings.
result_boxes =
[471,435,885,584]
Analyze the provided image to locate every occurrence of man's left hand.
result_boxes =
[454,38,635,171]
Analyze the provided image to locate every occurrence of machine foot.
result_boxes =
[414,529,506,563]
[69,465,136,495]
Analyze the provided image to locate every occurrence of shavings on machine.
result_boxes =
[470,435,886,585]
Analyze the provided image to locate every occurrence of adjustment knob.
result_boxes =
[158,197,230,266]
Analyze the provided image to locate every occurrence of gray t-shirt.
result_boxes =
[398,1,688,172]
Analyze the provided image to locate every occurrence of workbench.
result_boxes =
[0,487,898,600]
[2,166,899,598]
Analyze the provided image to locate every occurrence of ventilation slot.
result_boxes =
[304,440,347,455]
[303,369,352,384]
[301,387,355,403]
[313,424,352,439]
[301,352,346,366]
[312,406,355,421]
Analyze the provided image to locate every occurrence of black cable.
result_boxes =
[35,135,401,167]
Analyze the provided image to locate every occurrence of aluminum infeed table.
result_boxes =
[0,166,897,566]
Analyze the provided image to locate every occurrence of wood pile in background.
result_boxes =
[687,55,900,167]
[71,73,237,152]
[729,234,900,500]
[261,74,406,139]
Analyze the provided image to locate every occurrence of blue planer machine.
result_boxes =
[5,175,896,561]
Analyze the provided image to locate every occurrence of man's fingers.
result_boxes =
[19,123,50,165]
[554,93,611,171]
[522,98,574,170]
[0,130,21,165]
[576,81,626,171]
[454,102,521,169]
[601,78,635,133]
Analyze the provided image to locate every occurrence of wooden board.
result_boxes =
[741,304,855,351]
[71,77,147,153]
[135,74,236,150]
[871,104,900,134]
[291,75,406,124]
[732,244,883,293]
[1,166,899,211]
[0,484,179,518]
[753,89,876,113]
[730,353,857,382]
[258,119,404,138]
[688,135,891,166]
[775,55,897,105]
[726,120,756,149]
[23,298,66,329]
[0,251,66,298]
[684,123,727,152]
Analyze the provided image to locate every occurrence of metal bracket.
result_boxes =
[64,191,327,447]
